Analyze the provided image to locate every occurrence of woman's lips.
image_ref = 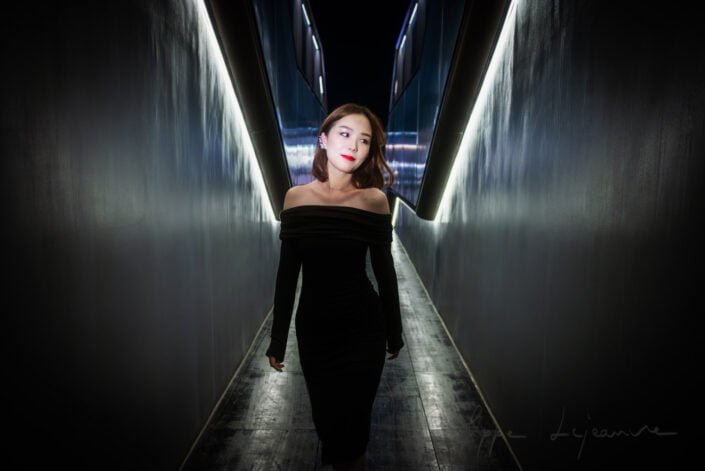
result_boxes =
[341,154,355,161]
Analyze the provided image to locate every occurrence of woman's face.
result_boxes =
[320,113,372,173]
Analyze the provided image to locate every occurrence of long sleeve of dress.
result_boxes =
[369,239,404,354]
[265,238,302,362]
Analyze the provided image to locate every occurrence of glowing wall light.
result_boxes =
[434,0,518,224]
[197,0,277,222]
[301,3,311,27]
[409,2,418,25]
[391,196,404,227]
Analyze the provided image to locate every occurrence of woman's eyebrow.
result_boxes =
[338,125,372,138]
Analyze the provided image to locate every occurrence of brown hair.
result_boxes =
[312,103,395,189]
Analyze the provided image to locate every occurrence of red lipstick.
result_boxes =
[341,154,355,161]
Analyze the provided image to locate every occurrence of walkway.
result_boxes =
[183,235,520,470]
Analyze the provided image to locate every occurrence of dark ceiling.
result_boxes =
[308,0,411,127]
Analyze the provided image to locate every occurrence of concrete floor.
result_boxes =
[182,235,520,470]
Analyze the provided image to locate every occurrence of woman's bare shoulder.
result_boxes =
[283,184,312,210]
[362,188,391,215]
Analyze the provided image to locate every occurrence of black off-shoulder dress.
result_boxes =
[265,204,405,465]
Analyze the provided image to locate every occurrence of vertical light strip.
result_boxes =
[318,75,324,95]
[400,33,407,50]
[312,34,319,50]
[391,196,403,227]
[409,2,418,25]
[434,0,518,224]
[196,0,277,222]
[301,3,311,27]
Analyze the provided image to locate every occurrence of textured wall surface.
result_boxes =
[393,1,702,469]
[3,1,278,468]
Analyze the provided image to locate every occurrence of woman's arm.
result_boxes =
[370,239,404,355]
[265,237,301,364]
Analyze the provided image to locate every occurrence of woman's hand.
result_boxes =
[387,350,400,360]
[268,355,284,372]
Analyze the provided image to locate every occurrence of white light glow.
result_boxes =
[284,142,316,167]
[318,75,324,95]
[400,34,407,50]
[409,3,418,25]
[388,162,426,174]
[312,34,319,51]
[386,143,423,152]
[197,0,276,222]
[391,196,403,227]
[434,0,517,224]
[301,3,311,27]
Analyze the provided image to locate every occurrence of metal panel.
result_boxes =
[3,1,279,467]
[394,0,701,468]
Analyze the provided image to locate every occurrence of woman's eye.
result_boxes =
[340,132,349,137]
[362,140,369,145]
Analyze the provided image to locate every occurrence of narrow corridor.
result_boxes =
[183,235,519,470]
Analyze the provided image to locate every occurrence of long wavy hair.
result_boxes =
[311,103,395,189]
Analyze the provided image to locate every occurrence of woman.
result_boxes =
[265,103,404,470]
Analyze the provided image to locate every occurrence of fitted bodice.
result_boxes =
[279,204,393,242]
[265,205,404,361]
[280,205,393,298]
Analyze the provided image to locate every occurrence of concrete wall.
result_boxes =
[394,1,702,469]
[3,1,278,468]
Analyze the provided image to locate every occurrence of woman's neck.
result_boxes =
[324,165,355,192]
